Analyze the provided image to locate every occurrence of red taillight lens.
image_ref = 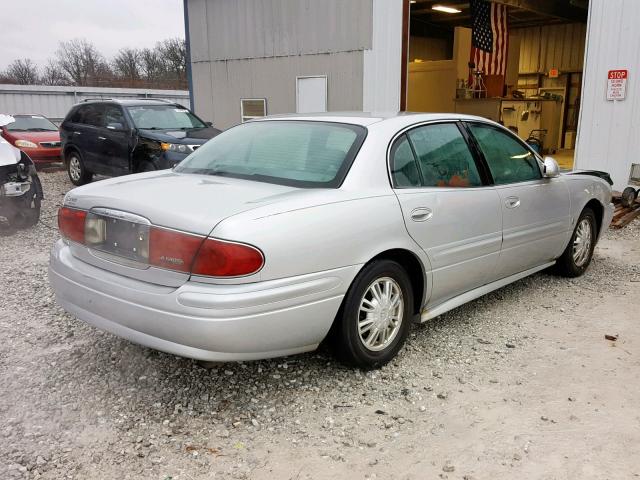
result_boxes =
[58,207,87,244]
[148,227,204,273]
[192,238,264,277]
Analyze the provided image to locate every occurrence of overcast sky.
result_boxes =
[0,0,185,70]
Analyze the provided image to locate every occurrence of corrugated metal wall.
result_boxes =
[187,0,373,128]
[0,85,189,123]
[575,0,640,191]
[189,0,371,62]
[518,23,586,74]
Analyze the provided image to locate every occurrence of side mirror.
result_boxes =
[106,122,125,131]
[543,156,560,178]
[205,121,213,127]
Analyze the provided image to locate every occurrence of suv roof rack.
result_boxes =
[81,97,113,102]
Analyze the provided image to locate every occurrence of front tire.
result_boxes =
[554,208,597,277]
[66,151,92,186]
[332,260,413,369]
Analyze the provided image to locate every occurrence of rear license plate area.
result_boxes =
[85,210,150,264]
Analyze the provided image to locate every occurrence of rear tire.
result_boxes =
[331,260,413,369]
[66,151,92,186]
[554,208,597,277]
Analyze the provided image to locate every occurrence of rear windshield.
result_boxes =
[6,115,57,132]
[126,105,206,130]
[174,120,367,188]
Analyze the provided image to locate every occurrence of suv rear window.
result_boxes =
[174,120,367,188]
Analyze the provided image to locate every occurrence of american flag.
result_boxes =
[470,0,508,76]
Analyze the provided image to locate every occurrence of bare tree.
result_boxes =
[3,59,39,84]
[54,39,110,86]
[40,60,69,86]
[139,47,166,84]
[112,48,141,86]
[156,38,187,86]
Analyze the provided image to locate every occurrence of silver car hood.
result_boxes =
[65,170,300,235]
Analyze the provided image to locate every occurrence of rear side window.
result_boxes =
[468,123,541,184]
[70,104,103,127]
[390,135,421,187]
[392,123,482,188]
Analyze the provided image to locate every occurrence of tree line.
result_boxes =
[0,38,187,90]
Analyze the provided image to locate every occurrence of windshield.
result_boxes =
[6,115,58,132]
[126,105,207,130]
[174,120,367,188]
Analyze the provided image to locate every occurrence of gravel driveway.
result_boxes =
[1,171,639,480]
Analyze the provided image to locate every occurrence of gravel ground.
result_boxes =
[1,171,639,479]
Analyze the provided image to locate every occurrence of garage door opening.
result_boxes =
[404,0,589,169]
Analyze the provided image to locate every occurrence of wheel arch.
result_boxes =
[583,198,604,236]
[363,248,426,318]
[63,145,81,164]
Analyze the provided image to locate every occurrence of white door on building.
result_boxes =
[296,76,327,113]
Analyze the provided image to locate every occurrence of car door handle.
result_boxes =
[410,207,433,222]
[98,136,106,140]
[505,196,521,209]
[73,131,81,135]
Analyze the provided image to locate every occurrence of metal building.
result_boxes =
[185,0,639,191]
[0,85,189,124]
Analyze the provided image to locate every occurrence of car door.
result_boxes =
[75,104,109,175]
[465,122,571,279]
[99,104,132,175]
[391,122,503,307]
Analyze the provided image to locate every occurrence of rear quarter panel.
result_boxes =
[209,190,432,295]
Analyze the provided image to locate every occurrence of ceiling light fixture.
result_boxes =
[432,4,462,13]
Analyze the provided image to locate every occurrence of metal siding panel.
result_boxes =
[0,86,189,123]
[575,0,640,190]
[201,0,371,61]
[188,0,209,62]
[201,51,363,129]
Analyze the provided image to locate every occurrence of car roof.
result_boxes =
[254,111,499,127]
[73,99,186,108]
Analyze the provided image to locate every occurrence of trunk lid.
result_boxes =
[65,171,299,285]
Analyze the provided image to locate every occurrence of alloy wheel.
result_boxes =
[572,218,592,267]
[69,156,81,182]
[358,277,404,352]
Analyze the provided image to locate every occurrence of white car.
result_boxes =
[49,113,614,368]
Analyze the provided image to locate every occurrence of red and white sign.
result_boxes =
[607,69,628,100]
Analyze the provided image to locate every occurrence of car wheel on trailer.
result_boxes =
[66,151,92,186]
[554,208,597,277]
[621,187,637,208]
[332,260,413,369]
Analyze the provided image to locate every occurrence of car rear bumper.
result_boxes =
[49,240,358,361]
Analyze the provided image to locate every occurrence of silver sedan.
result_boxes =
[49,113,614,368]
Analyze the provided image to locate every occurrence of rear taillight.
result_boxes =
[58,207,87,244]
[192,238,264,277]
[148,228,204,273]
[57,207,263,277]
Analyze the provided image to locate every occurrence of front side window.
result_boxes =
[103,105,126,128]
[174,120,366,188]
[406,123,482,187]
[126,105,206,130]
[468,123,541,185]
